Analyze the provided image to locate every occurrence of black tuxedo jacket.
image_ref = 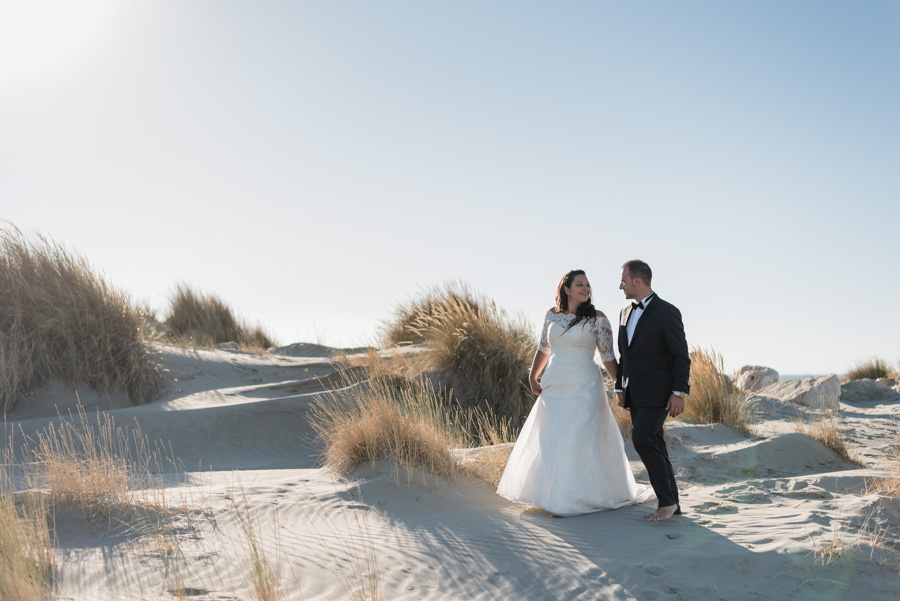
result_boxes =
[615,295,691,408]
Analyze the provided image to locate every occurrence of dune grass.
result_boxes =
[229,492,285,601]
[611,402,633,439]
[19,406,178,526]
[380,283,483,347]
[682,347,753,436]
[309,371,514,486]
[870,419,900,499]
[380,283,535,427]
[602,374,633,438]
[796,412,861,465]
[0,224,162,414]
[0,458,55,601]
[163,284,275,352]
[843,357,896,382]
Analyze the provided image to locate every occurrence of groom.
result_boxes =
[615,260,691,522]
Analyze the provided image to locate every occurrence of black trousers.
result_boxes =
[629,400,679,508]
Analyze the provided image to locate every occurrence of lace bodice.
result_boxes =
[538,311,615,363]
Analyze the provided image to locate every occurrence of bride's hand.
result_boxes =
[530,377,542,395]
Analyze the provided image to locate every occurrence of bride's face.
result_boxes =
[565,275,591,305]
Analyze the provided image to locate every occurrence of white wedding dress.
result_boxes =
[497,311,654,516]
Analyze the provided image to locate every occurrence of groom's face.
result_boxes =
[620,268,638,300]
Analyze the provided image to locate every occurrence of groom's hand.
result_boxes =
[615,391,625,407]
[666,394,685,417]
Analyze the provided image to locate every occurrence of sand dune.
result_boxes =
[5,345,900,600]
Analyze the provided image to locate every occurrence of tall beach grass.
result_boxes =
[795,412,861,465]
[163,284,275,351]
[20,407,178,525]
[0,224,161,414]
[310,372,514,487]
[843,357,896,382]
[381,283,535,426]
[0,456,55,601]
[870,419,900,499]
[379,283,482,347]
[683,347,753,436]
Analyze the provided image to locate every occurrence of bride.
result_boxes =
[497,269,653,516]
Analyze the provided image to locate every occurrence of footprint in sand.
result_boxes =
[581,567,605,580]
[696,501,738,514]
[646,566,667,577]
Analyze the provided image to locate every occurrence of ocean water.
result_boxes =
[779,374,828,381]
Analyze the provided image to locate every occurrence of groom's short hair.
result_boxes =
[623,260,652,285]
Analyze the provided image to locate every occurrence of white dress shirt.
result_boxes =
[626,293,655,346]
[615,293,657,395]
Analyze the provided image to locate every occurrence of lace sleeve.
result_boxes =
[591,315,616,362]
[538,312,552,354]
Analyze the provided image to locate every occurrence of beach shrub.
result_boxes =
[683,347,753,436]
[310,373,513,486]
[0,224,161,413]
[843,357,895,382]
[163,284,275,351]
[388,284,535,426]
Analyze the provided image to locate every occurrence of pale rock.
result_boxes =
[876,377,900,393]
[216,341,240,351]
[757,375,841,411]
[840,379,898,403]
[735,365,779,392]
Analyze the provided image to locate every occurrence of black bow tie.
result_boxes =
[632,294,655,311]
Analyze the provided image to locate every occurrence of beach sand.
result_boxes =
[6,344,900,600]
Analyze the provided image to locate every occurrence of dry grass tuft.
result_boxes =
[611,403,633,439]
[379,283,482,347]
[0,461,55,601]
[602,374,633,438]
[843,357,896,382]
[810,523,850,564]
[230,492,284,601]
[796,412,862,465]
[163,284,275,352]
[310,372,514,486]
[869,419,900,499]
[21,406,177,525]
[381,283,535,426]
[0,223,161,414]
[682,347,753,436]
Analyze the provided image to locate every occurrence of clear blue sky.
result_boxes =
[2,1,898,375]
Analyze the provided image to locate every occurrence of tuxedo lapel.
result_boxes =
[621,305,633,330]
[619,305,633,351]
[629,296,660,347]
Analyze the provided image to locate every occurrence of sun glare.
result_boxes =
[0,0,119,83]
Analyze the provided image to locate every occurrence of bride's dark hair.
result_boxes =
[555,269,597,332]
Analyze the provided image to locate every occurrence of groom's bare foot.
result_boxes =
[645,504,680,522]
